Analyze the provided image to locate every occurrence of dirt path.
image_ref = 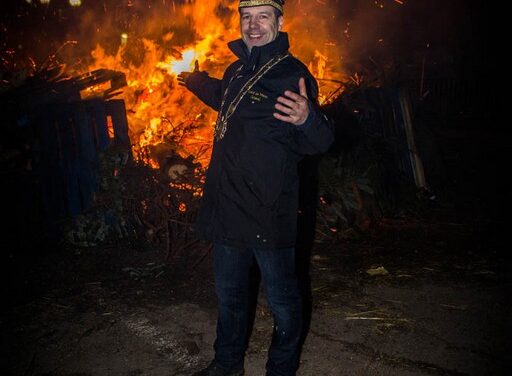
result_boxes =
[2,219,510,376]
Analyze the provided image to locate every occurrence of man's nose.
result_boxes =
[249,17,259,28]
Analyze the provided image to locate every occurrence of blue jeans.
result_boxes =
[213,243,303,376]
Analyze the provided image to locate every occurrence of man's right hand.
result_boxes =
[177,60,199,87]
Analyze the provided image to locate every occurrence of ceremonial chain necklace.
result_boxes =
[214,52,290,140]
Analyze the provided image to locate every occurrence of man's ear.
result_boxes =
[278,16,284,30]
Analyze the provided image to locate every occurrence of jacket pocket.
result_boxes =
[238,140,286,207]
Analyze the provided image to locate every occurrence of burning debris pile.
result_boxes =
[1,0,442,253]
[65,144,207,260]
[0,61,209,259]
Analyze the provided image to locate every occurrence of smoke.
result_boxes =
[1,0,477,77]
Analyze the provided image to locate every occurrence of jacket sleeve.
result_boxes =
[289,75,335,155]
[185,71,222,111]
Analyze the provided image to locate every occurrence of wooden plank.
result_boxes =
[86,100,110,151]
[398,89,427,189]
[56,105,82,217]
[34,108,67,221]
[74,103,99,212]
[105,99,131,149]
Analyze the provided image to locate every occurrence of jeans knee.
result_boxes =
[267,289,302,323]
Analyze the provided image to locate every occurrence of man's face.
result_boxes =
[240,6,283,51]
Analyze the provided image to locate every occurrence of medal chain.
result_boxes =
[214,52,290,140]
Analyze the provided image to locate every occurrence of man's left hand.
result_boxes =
[274,77,310,126]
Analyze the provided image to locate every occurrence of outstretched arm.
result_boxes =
[177,61,223,111]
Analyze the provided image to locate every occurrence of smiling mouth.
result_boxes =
[248,33,263,40]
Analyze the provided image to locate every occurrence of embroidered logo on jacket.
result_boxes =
[248,90,269,103]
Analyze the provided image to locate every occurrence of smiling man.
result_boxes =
[178,1,334,375]
[240,3,282,50]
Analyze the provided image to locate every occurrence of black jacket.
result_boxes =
[186,32,334,249]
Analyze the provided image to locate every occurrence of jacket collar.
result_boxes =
[228,32,290,70]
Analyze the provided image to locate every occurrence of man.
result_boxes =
[178,1,334,375]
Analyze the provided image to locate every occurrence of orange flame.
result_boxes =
[83,1,346,169]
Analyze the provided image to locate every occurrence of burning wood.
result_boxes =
[1,0,435,256]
